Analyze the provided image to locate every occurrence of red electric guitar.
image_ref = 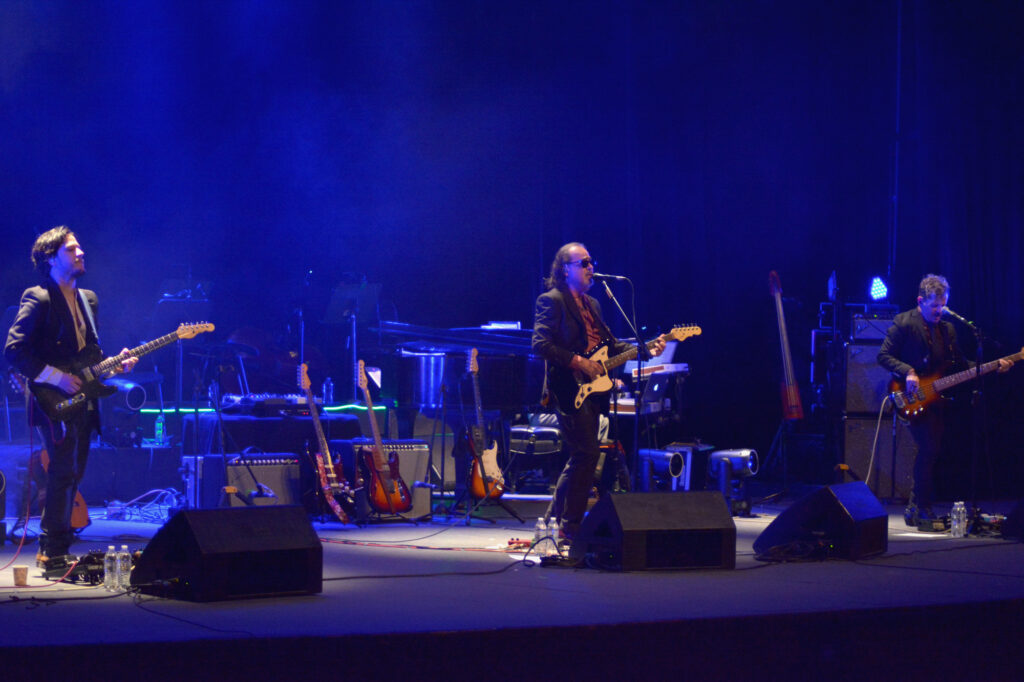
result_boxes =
[298,363,353,523]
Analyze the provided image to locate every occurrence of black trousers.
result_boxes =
[36,411,93,557]
[547,399,603,533]
[907,403,945,510]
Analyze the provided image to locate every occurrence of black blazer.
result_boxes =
[5,280,101,426]
[877,307,970,378]
[531,286,629,411]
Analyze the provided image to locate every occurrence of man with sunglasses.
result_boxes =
[532,242,665,544]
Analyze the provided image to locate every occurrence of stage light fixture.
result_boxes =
[869,277,888,301]
[708,449,758,517]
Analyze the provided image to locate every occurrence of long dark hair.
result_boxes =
[31,225,75,275]
[543,241,586,290]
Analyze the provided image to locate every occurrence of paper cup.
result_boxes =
[13,565,28,587]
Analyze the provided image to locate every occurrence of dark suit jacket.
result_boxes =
[532,285,629,412]
[877,307,970,379]
[5,280,101,425]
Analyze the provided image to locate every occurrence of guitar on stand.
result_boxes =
[356,360,413,515]
[764,271,803,495]
[299,363,355,523]
[463,349,523,523]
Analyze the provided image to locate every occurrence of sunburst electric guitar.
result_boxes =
[298,363,354,523]
[466,349,504,500]
[889,347,1024,421]
[356,360,412,514]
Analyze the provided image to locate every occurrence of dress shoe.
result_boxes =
[903,505,917,527]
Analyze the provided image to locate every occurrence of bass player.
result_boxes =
[877,273,1014,529]
[5,226,138,569]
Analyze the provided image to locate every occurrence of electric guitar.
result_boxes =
[561,325,702,410]
[30,322,214,423]
[298,363,353,523]
[356,360,413,514]
[466,348,504,500]
[889,347,1024,421]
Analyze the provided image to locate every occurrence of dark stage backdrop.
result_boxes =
[2,2,1022,494]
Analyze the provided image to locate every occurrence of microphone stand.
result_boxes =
[600,279,650,491]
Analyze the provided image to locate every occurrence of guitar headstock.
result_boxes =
[666,325,702,342]
[769,270,782,297]
[176,322,215,339]
[298,363,311,392]
[467,348,479,375]
[357,359,368,391]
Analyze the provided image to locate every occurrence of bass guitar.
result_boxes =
[466,348,504,500]
[30,322,214,423]
[769,271,803,420]
[561,325,701,410]
[298,363,354,523]
[889,347,1024,421]
[356,360,413,514]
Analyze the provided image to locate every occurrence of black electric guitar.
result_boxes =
[466,349,504,500]
[554,325,701,411]
[356,360,413,514]
[30,322,214,423]
[298,363,354,523]
[889,347,1024,421]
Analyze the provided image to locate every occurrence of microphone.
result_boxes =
[941,306,976,328]
[592,272,628,281]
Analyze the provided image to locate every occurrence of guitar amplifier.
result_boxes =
[181,454,309,510]
[329,439,431,522]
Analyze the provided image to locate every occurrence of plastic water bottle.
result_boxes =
[154,412,166,445]
[533,517,546,557]
[103,545,119,591]
[951,501,967,538]
[547,518,561,555]
[117,545,132,590]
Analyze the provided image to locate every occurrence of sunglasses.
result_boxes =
[567,258,596,269]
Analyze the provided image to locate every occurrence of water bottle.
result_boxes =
[548,518,561,555]
[118,545,132,590]
[533,517,546,557]
[950,501,966,538]
[103,545,119,591]
[154,412,166,445]
[322,377,334,405]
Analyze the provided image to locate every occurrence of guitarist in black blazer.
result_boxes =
[532,242,664,542]
[878,273,1013,528]
[4,226,136,567]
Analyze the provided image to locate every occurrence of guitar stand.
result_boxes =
[759,419,795,503]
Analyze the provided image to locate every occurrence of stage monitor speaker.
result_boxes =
[330,439,431,521]
[845,343,891,413]
[1002,500,1024,540]
[843,417,915,502]
[568,492,736,571]
[753,481,888,560]
[131,505,322,602]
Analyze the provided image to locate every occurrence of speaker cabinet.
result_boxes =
[330,439,431,521]
[568,492,736,570]
[753,482,888,560]
[845,343,891,413]
[181,454,309,509]
[131,505,322,601]
[843,417,915,502]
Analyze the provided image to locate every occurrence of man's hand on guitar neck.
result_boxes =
[996,348,1021,373]
[116,348,138,374]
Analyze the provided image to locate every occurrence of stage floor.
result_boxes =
[2,491,1023,681]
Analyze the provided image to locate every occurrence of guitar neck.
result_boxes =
[360,385,387,467]
[304,387,333,465]
[604,337,662,371]
[933,351,1024,392]
[90,330,181,375]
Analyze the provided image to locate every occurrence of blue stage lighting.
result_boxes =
[870,277,888,301]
